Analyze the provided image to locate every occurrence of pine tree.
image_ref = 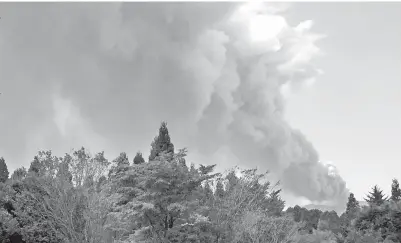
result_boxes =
[346,192,360,215]
[390,178,401,202]
[365,185,388,206]
[0,157,9,183]
[133,151,145,165]
[149,121,174,161]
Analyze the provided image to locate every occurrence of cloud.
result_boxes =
[0,3,348,208]
[51,90,107,154]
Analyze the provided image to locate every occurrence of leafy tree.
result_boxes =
[108,152,130,179]
[318,210,341,234]
[287,205,309,223]
[178,157,187,170]
[70,147,91,187]
[200,181,214,206]
[189,163,197,175]
[11,167,27,181]
[27,151,60,178]
[303,209,323,233]
[225,170,239,193]
[91,151,111,182]
[365,185,388,206]
[28,156,42,174]
[12,121,401,243]
[57,154,73,184]
[133,151,145,165]
[105,149,219,242]
[113,152,130,167]
[68,148,109,187]
[294,229,337,243]
[214,179,225,199]
[0,157,9,183]
[149,121,175,162]
[8,163,98,243]
[208,169,288,242]
[354,201,401,242]
[37,150,59,177]
[234,210,299,243]
[390,179,401,202]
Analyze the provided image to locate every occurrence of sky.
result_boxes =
[0,2,400,211]
[285,3,401,202]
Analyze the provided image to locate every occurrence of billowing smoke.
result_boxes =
[0,3,348,208]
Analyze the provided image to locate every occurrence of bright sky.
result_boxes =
[285,3,401,201]
[0,2,400,208]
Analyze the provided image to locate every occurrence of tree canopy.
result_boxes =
[0,121,400,243]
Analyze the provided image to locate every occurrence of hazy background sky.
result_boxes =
[0,3,400,209]
[286,3,401,201]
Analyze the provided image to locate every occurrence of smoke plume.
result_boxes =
[0,3,348,208]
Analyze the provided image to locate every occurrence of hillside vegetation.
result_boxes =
[1,122,400,243]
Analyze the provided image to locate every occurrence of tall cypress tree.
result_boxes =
[346,192,360,215]
[149,121,175,161]
[364,185,388,206]
[390,178,401,202]
[0,157,9,183]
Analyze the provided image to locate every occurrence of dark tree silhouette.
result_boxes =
[149,121,174,161]
[364,185,388,206]
[133,151,145,165]
[0,157,9,183]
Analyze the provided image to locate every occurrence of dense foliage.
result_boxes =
[0,122,400,243]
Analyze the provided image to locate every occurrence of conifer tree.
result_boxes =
[0,157,9,183]
[133,151,145,165]
[365,185,388,206]
[346,192,360,215]
[390,178,401,202]
[149,121,174,161]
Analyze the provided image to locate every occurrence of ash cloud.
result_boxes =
[0,3,348,208]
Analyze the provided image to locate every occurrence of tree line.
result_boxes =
[0,122,400,243]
